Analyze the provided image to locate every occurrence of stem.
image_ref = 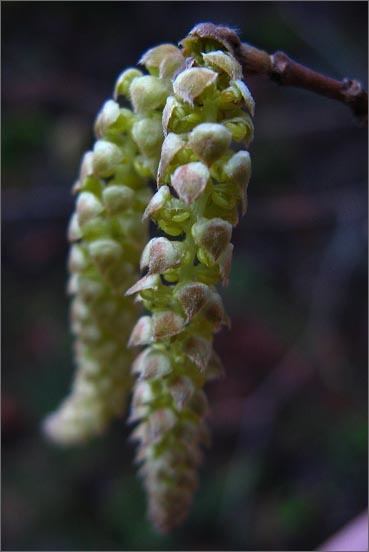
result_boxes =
[188,23,368,126]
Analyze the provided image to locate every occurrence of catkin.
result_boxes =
[127,32,254,531]
[43,23,254,533]
[43,63,175,444]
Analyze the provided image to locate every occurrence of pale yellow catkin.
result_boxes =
[43,62,175,444]
[127,32,254,532]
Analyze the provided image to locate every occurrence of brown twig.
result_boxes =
[188,23,368,126]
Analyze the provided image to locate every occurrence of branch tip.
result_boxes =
[184,23,367,126]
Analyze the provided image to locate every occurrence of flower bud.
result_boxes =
[94,100,134,137]
[182,335,212,371]
[94,100,120,137]
[79,151,94,183]
[102,185,135,215]
[223,113,254,145]
[156,219,184,238]
[116,216,144,242]
[231,79,255,116]
[140,237,183,274]
[67,212,83,241]
[142,186,171,220]
[88,239,123,273]
[131,117,163,158]
[192,217,232,261]
[202,290,225,330]
[189,123,232,165]
[76,192,104,226]
[152,311,185,339]
[157,133,186,184]
[173,67,217,105]
[140,44,185,79]
[166,375,194,408]
[180,26,234,57]
[130,381,154,422]
[202,50,242,79]
[175,283,211,321]
[130,422,149,444]
[77,276,106,303]
[109,160,143,188]
[77,217,111,241]
[224,150,251,214]
[218,243,233,286]
[68,244,89,273]
[67,273,79,295]
[92,140,124,177]
[70,297,89,323]
[132,379,153,407]
[132,349,172,379]
[162,96,182,136]
[171,162,209,204]
[130,75,170,113]
[129,316,154,347]
[114,68,143,99]
[42,411,78,446]
[72,180,82,195]
[126,274,161,296]
[154,407,179,431]
[224,150,251,185]
[133,154,157,178]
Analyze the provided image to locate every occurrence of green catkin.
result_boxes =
[43,25,254,533]
[43,60,176,444]
[127,34,254,531]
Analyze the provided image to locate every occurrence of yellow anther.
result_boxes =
[197,247,213,267]
[172,212,190,223]
[158,219,183,236]
[211,191,232,209]
[162,270,179,283]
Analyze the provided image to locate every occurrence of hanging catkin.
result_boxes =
[43,60,177,444]
[126,30,254,532]
[43,23,254,534]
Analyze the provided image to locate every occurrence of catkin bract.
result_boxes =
[127,33,254,531]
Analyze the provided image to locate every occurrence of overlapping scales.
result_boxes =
[127,34,254,531]
[43,61,176,444]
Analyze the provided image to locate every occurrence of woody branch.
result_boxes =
[189,23,368,126]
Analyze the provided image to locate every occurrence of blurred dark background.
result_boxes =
[2,2,368,550]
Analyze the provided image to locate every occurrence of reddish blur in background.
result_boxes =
[2,2,367,551]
